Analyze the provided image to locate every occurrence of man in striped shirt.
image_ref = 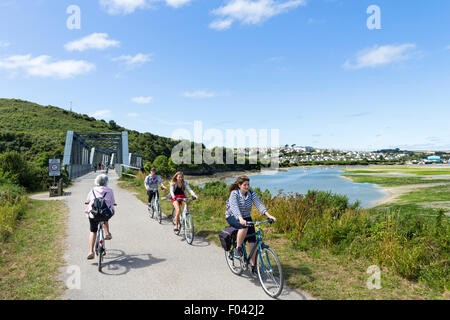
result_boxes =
[225,176,277,273]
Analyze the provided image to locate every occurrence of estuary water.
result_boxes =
[224,166,389,208]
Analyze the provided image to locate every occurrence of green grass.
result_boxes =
[342,174,449,187]
[0,199,68,299]
[396,184,450,204]
[342,167,450,176]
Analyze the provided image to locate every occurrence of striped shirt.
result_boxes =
[225,189,268,219]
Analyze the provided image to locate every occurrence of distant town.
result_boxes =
[271,146,450,166]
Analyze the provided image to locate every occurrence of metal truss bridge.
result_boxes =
[62,131,143,179]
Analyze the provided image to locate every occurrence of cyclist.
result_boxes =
[225,175,277,273]
[84,174,116,260]
[144,167,167,207]
[170,171,198,233]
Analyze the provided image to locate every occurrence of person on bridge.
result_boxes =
[144,167,167,206]
[170,171,198,233]
[225,175,277,273]
[84,174,117,260]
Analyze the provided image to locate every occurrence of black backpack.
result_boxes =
[90,190,113,221]
[219,226,238,251]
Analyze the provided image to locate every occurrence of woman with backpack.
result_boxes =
[225,176,277,273]
[84,174,117,260]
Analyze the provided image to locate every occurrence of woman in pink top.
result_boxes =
[84,174,116,260]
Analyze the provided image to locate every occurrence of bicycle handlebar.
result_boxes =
[173,196,197,201]
[245,218,275,227]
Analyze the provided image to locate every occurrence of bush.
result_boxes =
[150,155,176,178]
[0,183,27,242]
[0,151,42,191]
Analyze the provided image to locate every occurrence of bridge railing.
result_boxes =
[65,164,93,180]
[116,164,142,178]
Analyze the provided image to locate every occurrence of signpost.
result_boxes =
[49,159,61,186]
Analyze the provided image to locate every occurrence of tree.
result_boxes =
[108,120,119,131]
[0,151,41,190]
[152,155,175,178]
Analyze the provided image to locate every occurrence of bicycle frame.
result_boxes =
[152,190,160,208]
[96,222,105,249]
[176,198,192,223]
[235,221,272,271]
[95,221,106,272]
[226,218,283,298]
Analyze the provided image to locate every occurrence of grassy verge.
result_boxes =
[0,199,68,299]
[118,173,448,299]
[342,175,449,187]
[342,167,450,176]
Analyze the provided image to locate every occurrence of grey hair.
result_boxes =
[95,174,109,186]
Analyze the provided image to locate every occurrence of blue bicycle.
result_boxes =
[225,219,284,298]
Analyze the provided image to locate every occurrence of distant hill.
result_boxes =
[0,98,178,165]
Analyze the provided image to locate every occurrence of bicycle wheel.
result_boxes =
[184,213,194,244]
[148,202,154,218]
[156,200,162,224]
[94,233,99,256]
[98,230,104,272]
[225,244,243,275]
[256,246,284,298]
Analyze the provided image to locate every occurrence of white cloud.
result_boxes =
[89,109,112,119]
[0,54,95,79]
[100,0,193,14]
[343,43,417,69]
[165,0,193,8]
[183,90,216,98]
[112,53,152,67]
[0,41,10,48]
[209,19,233,31]
[445,45,450,51]
[100,0,150,15]
[210,0,306,30]
[127,112,140,117]
[132,96,153,104]
[65,33,120,52]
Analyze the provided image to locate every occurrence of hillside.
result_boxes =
[0,98,178,165]
[0,98,263,177]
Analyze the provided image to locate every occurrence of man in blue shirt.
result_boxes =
[144,167,167,205]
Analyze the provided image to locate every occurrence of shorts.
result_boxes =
[171,195,187,204]
[89,218,102,233]
[89,216,111,232]
[226,216,256,243]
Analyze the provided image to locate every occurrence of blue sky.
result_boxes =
[0,0,449,151]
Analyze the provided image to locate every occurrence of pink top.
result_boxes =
[84,186,116,217]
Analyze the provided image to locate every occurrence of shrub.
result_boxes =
[0,184,27,242]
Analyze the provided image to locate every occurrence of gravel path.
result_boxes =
[58,170,312,300]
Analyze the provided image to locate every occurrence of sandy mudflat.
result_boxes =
[367,183,449,208]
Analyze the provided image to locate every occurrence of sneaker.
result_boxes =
[251,264,257,275]
[235,247,243,258]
